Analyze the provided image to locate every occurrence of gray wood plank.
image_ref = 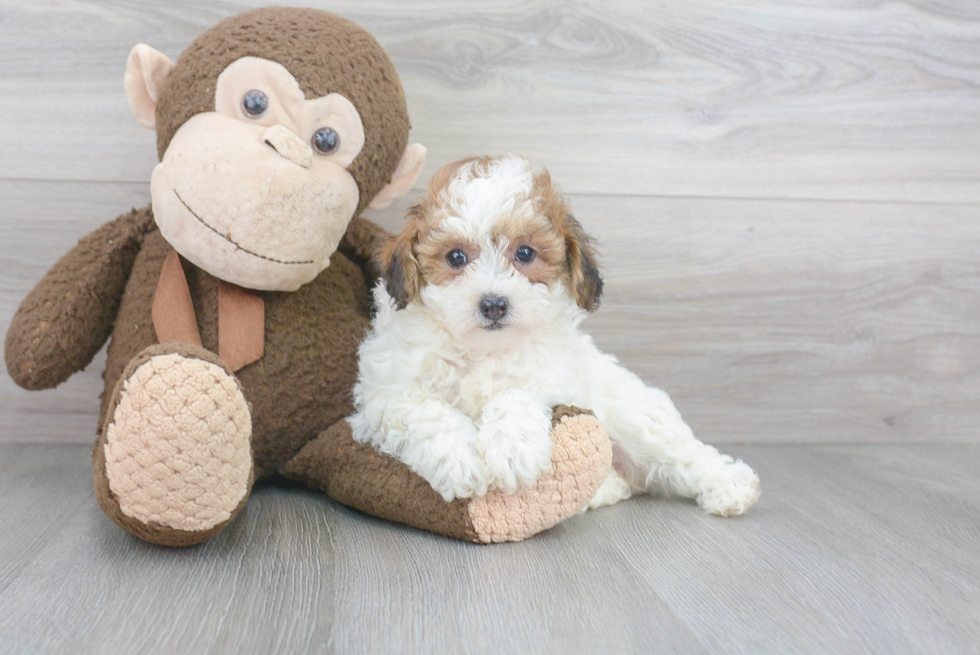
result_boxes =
[0,443,976,654]
[0,0,978,201]
[4,181,977,445]
[571,194,980,445]
[0,446,338,655]
[598,444,980,654]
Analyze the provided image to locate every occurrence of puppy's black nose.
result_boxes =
[479,295,509,322]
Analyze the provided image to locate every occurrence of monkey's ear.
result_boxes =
[368,143,428,210]
[379,210,422,309]
[124,44,175,130]
[563,214,603,312]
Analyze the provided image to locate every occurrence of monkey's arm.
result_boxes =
[338,215,392,286]
[282,406,612,543]
[5,206,156,390]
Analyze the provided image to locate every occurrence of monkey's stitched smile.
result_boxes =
[173,190,314,266]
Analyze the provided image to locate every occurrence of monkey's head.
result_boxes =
[125,8,426,291]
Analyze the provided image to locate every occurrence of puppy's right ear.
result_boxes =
[380,207,423,309]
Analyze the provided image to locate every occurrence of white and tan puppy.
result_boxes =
[349,155,760,516]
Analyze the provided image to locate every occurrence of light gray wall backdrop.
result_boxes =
[1,0,978,444]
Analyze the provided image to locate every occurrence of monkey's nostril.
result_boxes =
[261,125,313,168]
[479,295,509,322]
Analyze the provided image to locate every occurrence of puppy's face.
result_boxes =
[382,155,602,351]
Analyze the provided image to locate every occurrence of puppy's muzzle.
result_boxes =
[479,295,509,328]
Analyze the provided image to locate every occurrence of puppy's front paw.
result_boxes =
[479,419,553,494]
[698,460,761,517]
[424,440,490,503]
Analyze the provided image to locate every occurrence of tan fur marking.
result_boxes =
[379,213,422,309]
[529,167,603,308]
[561,213,603,311]
[415,234,478,286]
[388,155,603,308]
[492,210,566,286]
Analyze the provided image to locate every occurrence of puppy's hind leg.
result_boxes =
[584,470,633,511]
[592,360,760,517]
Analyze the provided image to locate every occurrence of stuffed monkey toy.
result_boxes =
[4,8,611,547]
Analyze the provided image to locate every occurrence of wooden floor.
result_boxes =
[1,1,979,653]
[0,443,977,655]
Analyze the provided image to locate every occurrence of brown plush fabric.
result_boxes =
[282,419,480,542]
[338,214,394,287]
[93,342,255,547]
[552,404,590,424]
[100,216,372,477]
[282,405,610,543]
[154,7,410,216]
[4,207,155,390]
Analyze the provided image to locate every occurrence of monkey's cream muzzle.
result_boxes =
[151,112,360,291]
[149,56,369,292]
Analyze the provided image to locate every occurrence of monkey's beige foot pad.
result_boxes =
[95,346,253,546]
[468,407,612,543]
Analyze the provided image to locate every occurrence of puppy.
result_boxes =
[349,155,760,516]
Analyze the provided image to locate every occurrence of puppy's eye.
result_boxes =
[515,246,536,263]
[242,90,269,118]
[446,249,468,268]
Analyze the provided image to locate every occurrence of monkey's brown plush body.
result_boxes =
[4,8,610,547]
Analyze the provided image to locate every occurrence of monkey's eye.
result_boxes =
[312,127,340,155]
[446,249,468,268]
[242,90,269,118]
[515,246,536,263]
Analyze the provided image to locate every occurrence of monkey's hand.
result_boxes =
[4,205,155,390]
[338,215,392,286]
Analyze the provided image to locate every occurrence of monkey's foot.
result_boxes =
[466,406,611,543]
[94,343,254,547]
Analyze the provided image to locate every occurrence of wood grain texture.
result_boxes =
[0,443,977,654]
[4,181,977,444]
[0,0,978,201]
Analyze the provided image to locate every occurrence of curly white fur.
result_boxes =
[349,156,760,515]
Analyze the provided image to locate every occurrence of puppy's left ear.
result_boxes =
[380,208,423,309]
[563,214,603,312]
